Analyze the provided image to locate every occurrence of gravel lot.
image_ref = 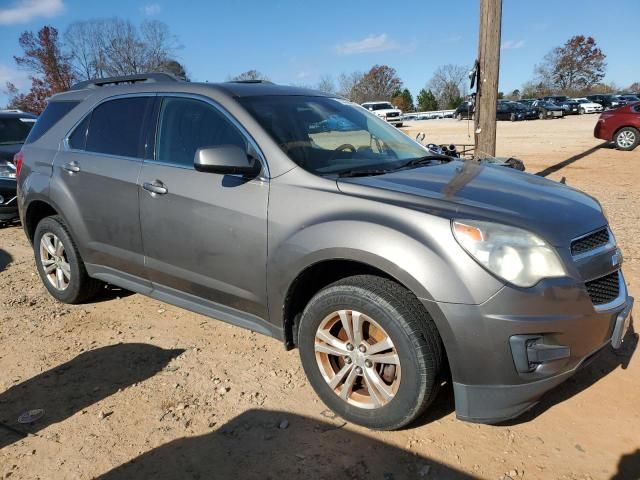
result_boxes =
[1,114,639,479]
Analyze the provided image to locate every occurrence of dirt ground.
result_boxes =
[1,114,639,480]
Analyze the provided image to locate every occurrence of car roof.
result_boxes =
[0,110,37,119]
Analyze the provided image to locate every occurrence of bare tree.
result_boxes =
[229,70,269,81]
[316,75,336,94]
[427,64,468,109]
[535,35,606,93]
[336,71,363,100]
[64,18,179,80]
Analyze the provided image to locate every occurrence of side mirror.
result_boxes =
[194,145,261,176]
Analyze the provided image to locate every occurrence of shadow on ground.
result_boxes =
[500,321,637,426]
[0,248,12,273]
[535,141,609,177]
[96,409,475,480]
[0,343,184,449]
[612,449,640,480]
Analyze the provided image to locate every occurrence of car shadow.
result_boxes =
[90,283,136,303]
[0,343,184,449]
[499,321,637,426]
[535,141,609,177]
[612,449,640,480]
[0,248,12,273]
[96,409,475,480]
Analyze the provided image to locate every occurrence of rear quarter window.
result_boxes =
[25,101,79,144]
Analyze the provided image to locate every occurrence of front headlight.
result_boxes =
[0,161,17,179]
[452,220,566,287]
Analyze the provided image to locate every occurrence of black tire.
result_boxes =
[538,111,545,120]
[34,215,102,304]
[298,275,443,430]
[510,113,516,122]
[396,123,403,128]
[614,127,639,151]
[456,113,462,121]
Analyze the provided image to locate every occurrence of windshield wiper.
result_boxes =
[400,154,452,169]
[336,168,394,178]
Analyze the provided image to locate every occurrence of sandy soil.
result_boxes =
[1,114,639,480]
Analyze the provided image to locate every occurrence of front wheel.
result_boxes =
[298,275,443,430]
[579,107,585,115]
[538,112,545,120]
[615,127,639,151]
[456,113,462,121]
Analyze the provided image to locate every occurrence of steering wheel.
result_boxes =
[329,143,357,161]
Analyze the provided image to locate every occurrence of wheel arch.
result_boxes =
[24,199,60,243]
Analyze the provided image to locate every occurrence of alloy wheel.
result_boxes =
[617,131,636,148]
[39,232,71,291]
[314,309,401,409]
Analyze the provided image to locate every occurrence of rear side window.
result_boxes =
[156,97,247,168]
[86,97,154,158]
[25,101,79,144]
[0,117,35,145]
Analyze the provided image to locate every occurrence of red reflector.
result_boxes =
[13,150,24,177]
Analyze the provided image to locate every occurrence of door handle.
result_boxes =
[143,181,168,195]
[62,161,80,173]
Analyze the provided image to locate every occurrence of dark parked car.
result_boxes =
[0,110,36,224]
[454,101,474,120]
[17,74,634,430]
[594,102,640,150]
[496,101,524,121]
[513,101,538,119]
[617,95,639,104]
[543,96,580,115]
[531,100,564,119]
[586,94,622,110]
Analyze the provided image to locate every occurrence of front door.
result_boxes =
[139,96,270,322]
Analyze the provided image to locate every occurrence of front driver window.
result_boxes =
[156,97,247,168]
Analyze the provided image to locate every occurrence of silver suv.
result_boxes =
[17,74,633,430]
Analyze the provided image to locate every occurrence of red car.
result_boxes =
[594,102,640,151]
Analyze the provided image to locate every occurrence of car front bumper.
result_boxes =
[0,178,18,221]
[422,272,634,424]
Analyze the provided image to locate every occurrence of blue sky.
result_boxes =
[1,0,638,106]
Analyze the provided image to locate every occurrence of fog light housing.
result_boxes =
[509,335,570,373]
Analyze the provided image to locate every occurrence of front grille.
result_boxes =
[585,271,620,305]
[386,112,399,118]
[571,228,610,256]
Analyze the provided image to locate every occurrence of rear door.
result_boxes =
[51,95,156,282]
[138,95,270,322]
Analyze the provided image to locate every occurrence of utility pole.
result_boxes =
[474,0,502,158]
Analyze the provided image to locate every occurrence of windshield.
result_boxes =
[0,117,35,145]
[364,102,394,111]
[240,95,430,175]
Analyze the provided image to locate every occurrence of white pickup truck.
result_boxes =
[361,101,403,127]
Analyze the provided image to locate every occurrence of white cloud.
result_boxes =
[142,3,162,16]
[0,0,64,25]
[501,39,525,50]
[335,33,413,55]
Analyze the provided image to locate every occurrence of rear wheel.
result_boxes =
[34,216,102,303]
[298,275,443,430]
[614,127,639,151]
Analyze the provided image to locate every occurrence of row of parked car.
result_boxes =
[453,93,640,122]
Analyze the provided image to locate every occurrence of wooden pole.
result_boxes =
[474,0,502,159]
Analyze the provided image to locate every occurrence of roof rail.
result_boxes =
[70,72,180,91]
[225,79,274,85]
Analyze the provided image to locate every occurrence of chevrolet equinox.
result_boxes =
[16,74,634,430]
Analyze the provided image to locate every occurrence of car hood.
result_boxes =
[337,161,605,247]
